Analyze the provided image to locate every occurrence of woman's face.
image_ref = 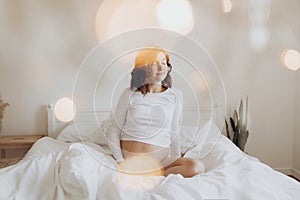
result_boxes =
[146,52,169,84]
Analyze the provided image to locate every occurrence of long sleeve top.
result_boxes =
[107,87,183,162]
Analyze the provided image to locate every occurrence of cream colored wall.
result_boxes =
[190,0,299,169]
[294,70,300,171]
[0,0,299,169]
[0,0,99,134]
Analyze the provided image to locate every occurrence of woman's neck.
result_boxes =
[148,83,164,93]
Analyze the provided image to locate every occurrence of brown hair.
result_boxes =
[130,47,172,95]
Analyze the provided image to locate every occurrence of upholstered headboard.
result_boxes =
[47,104,220,138]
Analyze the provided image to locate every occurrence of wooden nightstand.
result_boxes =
[0,135,44,159]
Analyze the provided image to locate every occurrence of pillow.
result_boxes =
[89,114,113,145]
[57,120,109,145]
[57,114,219,153]
[180,125,198,153]
[180,119,218,153]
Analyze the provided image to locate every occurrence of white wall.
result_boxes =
[0,0,100,134]
[294,70,300,171]
[0,0,299,170]
[190,0,299,169]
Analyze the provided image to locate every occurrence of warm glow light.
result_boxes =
[95,0,194,41]
[54,97,76,122]
[156,0,194,35]
[281,49,300,71]
[222,0,233,13]
[94,0,159,65]
[117,155,163,190]
[95,0,159,42]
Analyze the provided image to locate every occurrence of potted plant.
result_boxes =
[0,94,9,134]
[225,97,249,152]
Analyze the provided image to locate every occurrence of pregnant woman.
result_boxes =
[107,46,204,178]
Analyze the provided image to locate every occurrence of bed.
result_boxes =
[0,105,299,200]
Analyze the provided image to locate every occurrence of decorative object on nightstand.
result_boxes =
[0,135,44,159]
[0,94,10,135]
[0,157,23,169]
[225,97,249,152]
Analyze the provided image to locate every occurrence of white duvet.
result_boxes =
[1,133,300,200]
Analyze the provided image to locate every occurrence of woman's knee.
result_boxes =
[185,158,205,175]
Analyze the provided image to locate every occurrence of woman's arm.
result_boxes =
[107,88,132,163]
[169,89,183,157]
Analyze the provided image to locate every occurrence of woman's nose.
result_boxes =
[157,64,162,71]
[156,63,163,71]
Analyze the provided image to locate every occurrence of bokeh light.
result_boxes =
[281,49,300,71]
[54,97,76,122]
[117,155,163,190]
[156,0,194,35]
[222,0,233,13]
[248,26,269,52]
[95,0,159,42]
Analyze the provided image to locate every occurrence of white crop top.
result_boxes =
[107,87,183,162]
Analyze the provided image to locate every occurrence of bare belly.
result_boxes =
[121,140,169,162]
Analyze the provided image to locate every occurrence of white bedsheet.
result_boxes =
[1,134,299,200]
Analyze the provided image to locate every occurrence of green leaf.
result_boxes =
[230,117,236,132]
[238,98,243,130]
[233,130,239,145]
[245,96,249,130]
[225,118,231,140]
[237,130,249,151]
[233,110,238,129]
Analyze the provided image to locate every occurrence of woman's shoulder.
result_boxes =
[118,88,135,99]
[168,87,183,103]
[168,87,182,97]
[121,87,136,94]
[123,87,134,92]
